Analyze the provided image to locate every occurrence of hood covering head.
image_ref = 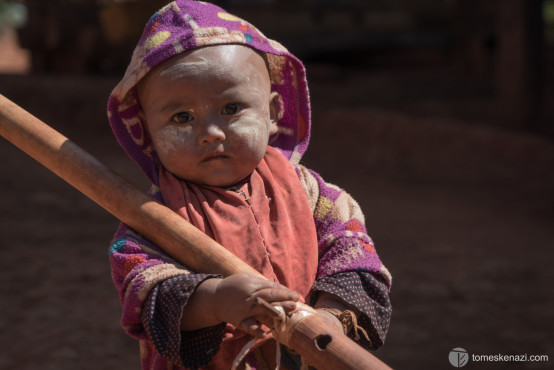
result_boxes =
[107,0,311,184]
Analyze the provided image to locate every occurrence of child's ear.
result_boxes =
[268,91,281,136]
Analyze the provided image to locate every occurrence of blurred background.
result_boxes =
[0,0,553,369]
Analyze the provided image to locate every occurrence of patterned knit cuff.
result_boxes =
[180,323,227,368]
[142,273,224,367]
[310,271,391,350]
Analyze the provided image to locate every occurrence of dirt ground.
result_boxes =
[1,52,553,368]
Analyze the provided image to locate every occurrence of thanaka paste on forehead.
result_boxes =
[157,45,271,90]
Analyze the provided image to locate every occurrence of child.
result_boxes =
[107,1,392,369]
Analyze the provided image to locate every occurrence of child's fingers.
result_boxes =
[277,300,298,313]
[222,273,301,303]
[253,283,300,303]
[214,273,303,329]
[239,317,269,338]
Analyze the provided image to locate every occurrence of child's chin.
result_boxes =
[192,174,245,188]
[179,166,254,187]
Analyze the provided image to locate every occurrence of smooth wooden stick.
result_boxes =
[0,94,391,370]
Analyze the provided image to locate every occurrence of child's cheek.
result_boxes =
[154,126,194,158]
[231,115,269,153]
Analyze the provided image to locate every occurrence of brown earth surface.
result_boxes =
[1,57,553,369]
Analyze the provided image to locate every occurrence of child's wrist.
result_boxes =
[179,277,224,331]
[314,292,358,316]
[198,277,224,322]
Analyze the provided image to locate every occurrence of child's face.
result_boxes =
[138,44,279,187]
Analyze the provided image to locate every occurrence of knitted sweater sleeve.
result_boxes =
[296,165,392,349]
[109,221,225,368]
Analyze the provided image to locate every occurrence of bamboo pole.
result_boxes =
[0,94,391,370]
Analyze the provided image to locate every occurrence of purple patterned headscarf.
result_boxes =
[107,0,311,184]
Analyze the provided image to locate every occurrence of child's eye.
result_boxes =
[222,103,241,115]
[172,112,192,124]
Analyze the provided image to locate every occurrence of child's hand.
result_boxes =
[213,273,300,338]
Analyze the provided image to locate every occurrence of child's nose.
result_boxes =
[199,121,226,144]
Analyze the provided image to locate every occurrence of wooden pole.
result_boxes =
[0,94,391,370]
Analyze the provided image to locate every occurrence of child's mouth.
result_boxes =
[202,153,229,162]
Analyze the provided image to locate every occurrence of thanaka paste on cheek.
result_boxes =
[230,114,270,157]
[155,125,193,159]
